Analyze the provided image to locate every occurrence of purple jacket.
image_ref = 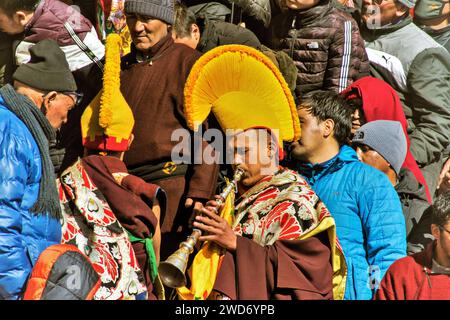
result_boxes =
[14,0,104,72]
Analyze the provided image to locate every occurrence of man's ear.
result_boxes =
[41,91,57,113]
[44,91,58,104]
[266,141,277,160]
[191,23,201,42]
[322,118,335,139]
[14,11,31,27]
[127,133,135,151]
[431,224,440,240]
[394,2,409,17]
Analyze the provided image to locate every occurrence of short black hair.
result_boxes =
[432,190,450,227]
[297,90,352,146]
[0,0,39,16]
[173,2,197,38]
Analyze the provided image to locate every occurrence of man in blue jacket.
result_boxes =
[288,90,406,300]
[0,39,78,299]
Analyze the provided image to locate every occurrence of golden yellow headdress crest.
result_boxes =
[184,45,300,149]
[81,33,134,152]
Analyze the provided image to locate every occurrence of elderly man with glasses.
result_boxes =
[375,190,450,300]
[0,39,78,300]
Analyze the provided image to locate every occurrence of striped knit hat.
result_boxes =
[125,0,175,24]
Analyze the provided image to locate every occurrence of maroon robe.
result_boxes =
[214,235,333,299]
[82,155,165,299]
[213,169,334,300]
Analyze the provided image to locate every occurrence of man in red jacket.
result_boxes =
[375,190,450,300]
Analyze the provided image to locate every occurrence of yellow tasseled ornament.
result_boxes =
[81,33,135,152]
[99,33,122,129]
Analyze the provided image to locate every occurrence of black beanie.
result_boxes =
[13,39,77,92]
[125,0,175,24]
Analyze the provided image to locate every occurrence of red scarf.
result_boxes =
[341,76,432,203]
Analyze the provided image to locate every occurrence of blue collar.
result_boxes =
[295,145,359,185]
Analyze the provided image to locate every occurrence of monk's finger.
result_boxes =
[195,215,221,229]
[193,221,221,235]
[198,234,220,243]
[205,205,219,214]
[193,201,204,212]
[205,200,219,208]
[201,207,224,222]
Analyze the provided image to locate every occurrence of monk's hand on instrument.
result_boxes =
[204,195,225,213]
[193,206,237,252]
[186,198,206,227]
[191,196,226,226]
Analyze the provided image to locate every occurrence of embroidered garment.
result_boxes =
[97,0,131,55]
[231,168,347,300]
[59,159,147,300]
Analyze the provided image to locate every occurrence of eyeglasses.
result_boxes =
[42,91,84,107]
[439,225,450,235]
[62,91,84,106]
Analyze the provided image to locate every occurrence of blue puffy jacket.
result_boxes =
[296,145,406,300]
[0,96,61,300]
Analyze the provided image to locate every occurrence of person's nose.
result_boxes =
[234,153,244,166]
[132,20,145,33]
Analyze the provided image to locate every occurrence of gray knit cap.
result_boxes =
[352,120,407,176]
[397,0,416,8]
[125,0,175,24]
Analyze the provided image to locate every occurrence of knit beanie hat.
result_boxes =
[352,120,407,176]
[13,39,77,92]
[125,0,175,24]
[397,0,416,8]
[82,34,134,152]
[414,0,449,20]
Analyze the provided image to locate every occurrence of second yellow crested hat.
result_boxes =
[184,44,301,148]
[81,33,134,152]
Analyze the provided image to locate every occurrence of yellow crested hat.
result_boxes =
[184,45,300,150]
[81,33,134,152]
